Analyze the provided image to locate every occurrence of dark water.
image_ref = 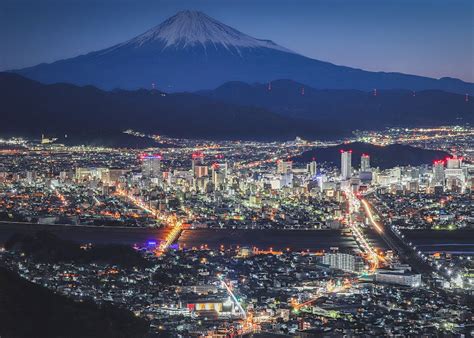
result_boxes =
[0,222,169,246]
[178,229,359,251]
[0,222,471,254]
[0,223,358,251]
[403,229,474,254]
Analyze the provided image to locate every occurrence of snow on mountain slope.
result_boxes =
[111,10,295,54]
[14,10,474,94]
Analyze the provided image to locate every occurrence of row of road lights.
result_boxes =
[390,221,465,288]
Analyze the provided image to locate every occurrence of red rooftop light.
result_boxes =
[139,153,162,160]
[192,152,204,159]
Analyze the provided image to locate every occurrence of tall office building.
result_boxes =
[211,163,227,190]
[191,152,204,174]
[141,154,162,178]
[433,160,445,185]
[446,157,462,169]
[277,160,293,174]
[194,165,209,178]
[361,154,370,172]
[307,159,317,176]
[340,150,352,180]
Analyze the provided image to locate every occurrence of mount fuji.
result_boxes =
[14,10,474,93]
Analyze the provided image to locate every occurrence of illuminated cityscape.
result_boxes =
[1,1,473,337]
[0,125,473,336]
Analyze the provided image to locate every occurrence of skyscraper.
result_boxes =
[211,162,227,190]
[340,150,352,180]
[191,152,204,175]
[141,154,162,178]
[433,160,445,185]
[446,157,462,169]
[361,154,370,172]
[194,165,208,178]
[307,158,317,177]
[277,160,293,174]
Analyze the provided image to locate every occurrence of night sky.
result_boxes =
[1,0,473,82]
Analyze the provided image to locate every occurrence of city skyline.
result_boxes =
[0,1,473,337]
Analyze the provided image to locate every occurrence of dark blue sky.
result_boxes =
[1,0,473,81]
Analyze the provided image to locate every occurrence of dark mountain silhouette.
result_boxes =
[200,80,474,129]
[0,72,343,141]
[13,10,474,94]
[0,266,149,337]
[292,142,450,169]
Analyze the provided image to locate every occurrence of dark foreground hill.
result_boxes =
[293,142,450,169]
[0,72,343,141]
[0,266,149,338]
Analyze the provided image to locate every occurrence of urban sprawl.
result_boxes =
[0,126,473,337]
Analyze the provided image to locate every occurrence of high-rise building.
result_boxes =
[361,154,370,172]
[340,150,352,180]
[211,162,227,190]
[191,152,204,174]
[141,154,162,178]
[194,165,208,178]
[307,158,317,176]
[433,160,445,185]
[277,160,292,174]
[26,171,36,184]
[446,156,462,169]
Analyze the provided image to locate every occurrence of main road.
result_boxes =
[343,188,381,271]
[360,194,464,287]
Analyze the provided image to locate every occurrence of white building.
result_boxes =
[375,270,421,287]
[307,160,317,177]
[322,253,363,272]
[432,160,445,185]
[141,154,162,178]
[446,157,462,169]
[360,154,370,172]
[340,150,352,180]
[277,160,293,174]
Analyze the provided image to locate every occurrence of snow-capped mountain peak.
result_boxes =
[123,10,295,53]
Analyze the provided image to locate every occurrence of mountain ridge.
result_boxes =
[0,72,343,141]
[199,79,474,128]
[13,11,474,94]
[1,73,472,143]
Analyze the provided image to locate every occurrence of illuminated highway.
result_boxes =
[219,277,246,319]
[360,198,403,254]
[115,187,183,255]
[344,189,380,271]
